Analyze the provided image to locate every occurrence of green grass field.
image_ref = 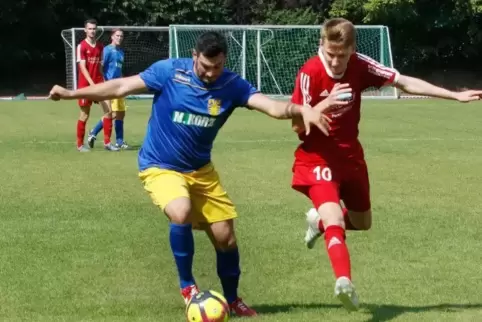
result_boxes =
[1,99,482,321]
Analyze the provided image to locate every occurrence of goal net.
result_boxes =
[61,26,170,98]
[61,25,397,99]
[169,25,398,99]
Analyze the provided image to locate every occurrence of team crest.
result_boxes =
[208,98,221,116]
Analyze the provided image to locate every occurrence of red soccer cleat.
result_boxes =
[229,297,258,317]
[181,284,200,305]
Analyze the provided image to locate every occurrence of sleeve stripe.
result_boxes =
[76,44,84,63]
[300,72,312,106]
[357,53,400,83]
[356,53,397,73]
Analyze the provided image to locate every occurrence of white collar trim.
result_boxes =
[318,47,345,79]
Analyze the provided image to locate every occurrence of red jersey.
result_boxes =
[76,39,104,86]
[291,48,399,166]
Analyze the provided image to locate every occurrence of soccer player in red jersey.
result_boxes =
[76,19,118,152]
[291,18,482,311]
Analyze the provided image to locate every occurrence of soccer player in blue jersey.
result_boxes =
[49,31,330,317]
[88,29,127,150]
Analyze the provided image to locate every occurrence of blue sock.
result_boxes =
[114,119,124,145]
[216,248,240,304]
[169,223,195,289]
[91,119,103,136]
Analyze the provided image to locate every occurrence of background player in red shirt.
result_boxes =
[76,19,117,152]
[291,18,482,311]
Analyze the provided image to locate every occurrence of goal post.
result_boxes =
[169,24,398,99]
[61,26,170,99]
[61,25,398,99]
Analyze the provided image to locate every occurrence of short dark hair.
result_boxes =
[84,19,98,27]
[195,31,228,58]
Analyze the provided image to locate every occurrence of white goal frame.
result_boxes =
[169,24,399,99]
[61,26,170,98]
[61,24,398,100]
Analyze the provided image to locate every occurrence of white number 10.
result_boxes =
[313,166,332,181]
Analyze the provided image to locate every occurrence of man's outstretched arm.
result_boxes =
[246,93,331,136]
[246,93,306,119]
[395,75,482,102]
[49,75,147,102]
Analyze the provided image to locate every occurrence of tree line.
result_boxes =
[1,0,481,94]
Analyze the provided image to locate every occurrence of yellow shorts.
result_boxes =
[138,163,237,228]
[111,98,127,112]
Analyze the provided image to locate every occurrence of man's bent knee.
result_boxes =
[100,101,111,114]
[164,197,192,224]
[115,111,125,120]
[206,220,237,251]
[79,114,89,122]
[79,107,90,121]
[318,202,345,228]
[347,209,372,230]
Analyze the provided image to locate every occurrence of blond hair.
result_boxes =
[321,18,356,48]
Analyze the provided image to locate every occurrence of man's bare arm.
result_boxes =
[246,93,307,119]
[50,75,147,101]
[98,62,105,80]
[396,75,482,102]
[79,60,95,85]
[246,93,331,135]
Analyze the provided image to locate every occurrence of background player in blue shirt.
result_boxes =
[88,29,128,150]
[49,31,330,317]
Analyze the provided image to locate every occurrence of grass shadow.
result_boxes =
[252,302,482,321]
[120,144,141,151]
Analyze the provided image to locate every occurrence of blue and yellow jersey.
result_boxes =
[103,44,124,80]
[138,58,258,172]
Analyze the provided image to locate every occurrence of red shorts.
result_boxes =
[292,161,371,212]
[77,80,103,108]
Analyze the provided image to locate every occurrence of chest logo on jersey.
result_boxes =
[174,73,190,83]
[172,111,216,128]
[88,57,100,64]
[320,89,329,97]
[323,85,355,119]
[207,98,221,116]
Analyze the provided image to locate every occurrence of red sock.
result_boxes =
[102,117,113,145]
[77,120,86,148]
[324,225,351,279]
